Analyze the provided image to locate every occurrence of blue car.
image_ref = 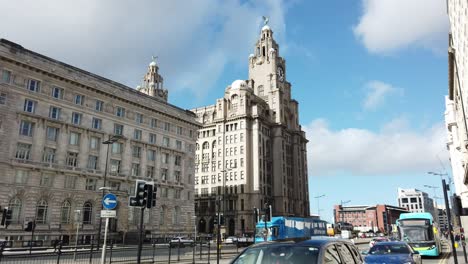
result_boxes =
[364,241,422,264]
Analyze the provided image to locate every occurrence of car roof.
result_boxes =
[372,241,408,246]
[249,238,354,249]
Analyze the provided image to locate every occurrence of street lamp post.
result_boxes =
[96,135,120,249]
[314,194,325,217]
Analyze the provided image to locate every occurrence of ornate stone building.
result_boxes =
[0,39,199,245]
[192,24,310,236]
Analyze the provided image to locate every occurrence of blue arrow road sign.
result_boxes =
[102,193,117,210]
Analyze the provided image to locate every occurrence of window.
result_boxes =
[49,106,61,120]
[89,136,100,150]
[164,122,170,131]
[8,197,21,224]
[161,188,168,198]
[36,200,48,224]
[116,106,125,117]
[132,146,141,158]
[136,113,143,123]
[46,127,59,141]
[23,99,36,113]
[201,176,208,184]
[52,87,64,99]
[87,155,98,169]
[19,120,34,136]
[69,132,80,145]
[61,200,71,224]
[175,171,181,182]
[159,207,166,225]
[64,175,76,189]
[66,152,78,167]
[42,147,56,163]
[163,137,170,147]
[83,202,93,224]
[175,189,181,199]
[111,142,123,154]
[85,179,97,191]
[1,70,11,83]
[149,133,156,144]
[323,245,342,264]
[161,168,168,180]
[176,140,182,150]
[15,143,31,160]
[147,150,156,161]
[110,159,121,174]
[95,100,104,111]
[146,166,155,178]
[15,169,29,184]
[74,94,84,105]
[27,79,40,92]
[175,155,182,166]
[114,124,124,135]
[0,92,6,104]
[40,173,54,187]
[71,112,82,125]
[173,206,180,225]
[177,126,183,135]
[131,163,140,176]
[151,118,157,128]
[337,244,356,264]
[134,129,142,140]
[161,153,169,164]
[92,118,102,130]
[108,181,121,191]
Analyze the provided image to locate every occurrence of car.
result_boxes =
[363,241,422,264]
[230,238,363,264]
[368,237,389,248]
[225,236,238,244]
[169,236,194,247]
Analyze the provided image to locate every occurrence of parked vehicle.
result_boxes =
[230,238,363,264]
[363,241,422,264]
[368,237,389,248]
[237,234,255,247]
[225,236,238,244]
[169,236,194,247]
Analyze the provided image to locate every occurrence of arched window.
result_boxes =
[8,197,22,224]
[212,140,216,149]
[173,206,180,225]
[202,142,209,150]
[36,199,48,224]
[60,200,72,224]
[160,206,166,225]
[83,202,93,224]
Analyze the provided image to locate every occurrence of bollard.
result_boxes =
[168,242,172,263]
[109,239,114,264]
[0,241,6,263]
[89,242,94,264]
[152,242,156,263]
[177,239,181,262]
[56,241,63,264]
[207,241,211,264]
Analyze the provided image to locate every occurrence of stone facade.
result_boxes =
[192,25,310,237]
[0,39,199,244]
[446,0,468,231]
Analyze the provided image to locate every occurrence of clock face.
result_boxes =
[277,66,284,82]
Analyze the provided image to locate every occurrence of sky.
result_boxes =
[0,0,451,223]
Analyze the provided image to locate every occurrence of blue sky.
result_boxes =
[1,0,450,223]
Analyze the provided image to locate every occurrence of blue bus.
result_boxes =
[255,216,328,243]
[396,212,441,257]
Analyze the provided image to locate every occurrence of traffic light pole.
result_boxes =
[137,207,145,264]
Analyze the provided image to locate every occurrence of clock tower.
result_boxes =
[248,24,292,125]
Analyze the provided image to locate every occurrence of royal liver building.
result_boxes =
[192,23,310,237]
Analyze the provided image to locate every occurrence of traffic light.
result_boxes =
[129,180,147,207]
[1,209,12,228]
[145,183,157,209]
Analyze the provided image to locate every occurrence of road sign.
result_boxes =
[101,210,116,218]
[102,193,117,210]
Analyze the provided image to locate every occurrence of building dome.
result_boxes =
[231,80,247,90]
[149,61,157,67]
[262,25,271,31]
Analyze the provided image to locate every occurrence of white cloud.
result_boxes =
[353,0,449,54]
[363,80,398,110]
[0,0,287,99]
[305,118,447,176]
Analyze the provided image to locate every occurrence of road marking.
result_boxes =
[438,252,449,264]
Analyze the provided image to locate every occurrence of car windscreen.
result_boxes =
[369,244,410,255]
[232,245,320,264]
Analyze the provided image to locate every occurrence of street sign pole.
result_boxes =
[100,217,110,264]
[137,207,145,264]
